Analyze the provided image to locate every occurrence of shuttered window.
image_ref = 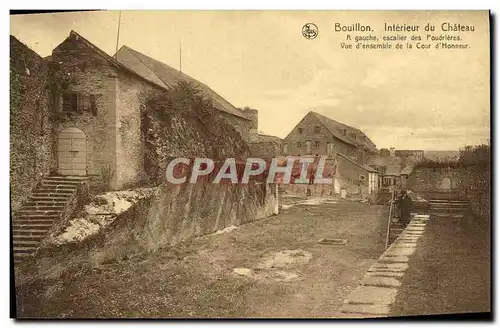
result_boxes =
[62,92,80,113]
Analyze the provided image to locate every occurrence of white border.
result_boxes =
[3,2,498,327]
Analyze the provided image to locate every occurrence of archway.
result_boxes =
[57,127,87,176]
[440,177,451,191]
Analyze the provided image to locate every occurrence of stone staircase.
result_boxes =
[428,199,471,218]
[12,176,88,263]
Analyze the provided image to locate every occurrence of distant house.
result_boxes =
[399,165,414,187]
[282,111,378,164]
[380,166,401,191]
[336,153,379,196]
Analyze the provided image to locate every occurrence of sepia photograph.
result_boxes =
[9,9,491,319]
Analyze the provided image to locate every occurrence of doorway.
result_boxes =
[57,127,87,176]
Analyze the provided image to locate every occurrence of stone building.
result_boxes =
[335,153,379,196]
[114,45,253,141]
[281,111,379,197]
[10,36,54,210]
[11,31,255,204]
[282,111,378,164]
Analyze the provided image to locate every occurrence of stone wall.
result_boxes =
[51,33,118,185]
[457,165,490,220]
[219,111,252,142]
[410,167,462,194]
[140,182,276,249]
[248,141,282,158]
[410,165,490,219]
[115,72,156,188]
[10,36,54,211]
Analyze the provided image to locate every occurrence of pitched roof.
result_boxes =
[399,165,414,175]
[115,45,249,120]
[384,165,401,176]
[58,31,166,91]
[249,133,282,144]
[309,112,377,153]
[337,153,378,173]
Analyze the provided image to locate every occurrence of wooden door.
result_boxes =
[57,127,87,176]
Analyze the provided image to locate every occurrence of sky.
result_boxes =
[10,10,490,150]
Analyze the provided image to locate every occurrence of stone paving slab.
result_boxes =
[385,247,416,257]
[391,243,417,248]
[400,232,424,236]
[345,286,398,305]
[406,227,425,232]
[396,237,419,241]
[341,304,391,316]
[366,271,405,278]
[361,276,401,288]
[371,263,409,270]
[379,255,410,263]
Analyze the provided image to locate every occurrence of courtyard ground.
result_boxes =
[15,197,389,318]
[390,212,491,318]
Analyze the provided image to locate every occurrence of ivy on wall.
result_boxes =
[141,81,250,184]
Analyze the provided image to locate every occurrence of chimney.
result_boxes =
[389,147,396,157]
[357,144,365,164]
[242,107,258,132]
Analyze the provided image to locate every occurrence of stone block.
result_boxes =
[345,286,398,305]
[341,304,391,315]
[361,276,401,288]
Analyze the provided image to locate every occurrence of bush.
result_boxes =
[141,81,249,184]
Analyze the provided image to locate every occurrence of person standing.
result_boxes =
[400,190,412,225]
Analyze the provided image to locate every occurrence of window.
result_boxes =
[327,142,333,154]
[298,128,303,134]
[343,129,347,136]
[283,143,289,154]
[62,92,80,113]
[297,142,302,148]
[314,125,321,134]
[90,94,97,116]
[314,140,320,148]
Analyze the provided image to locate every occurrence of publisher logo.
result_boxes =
[302,23,318,40]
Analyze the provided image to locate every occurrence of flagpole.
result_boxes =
[114,11,122,58]
[179,37,182,73]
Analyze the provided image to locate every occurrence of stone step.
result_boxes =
[46,175,88,181]
[29,195,71,200]
[35,187,76,193]
[21,205,66,211]
[13,246,38,254]
[13,252,33,260]
[14,213,60,219]
[13,223,53,229]
[41,180,83,186]
[16,209,63,215]
[13,239,41,248]
[25,201,69,207]
[32,192,75,199]
[12,234,45,242]
[11,229,48,236]
[14,219,56,226]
